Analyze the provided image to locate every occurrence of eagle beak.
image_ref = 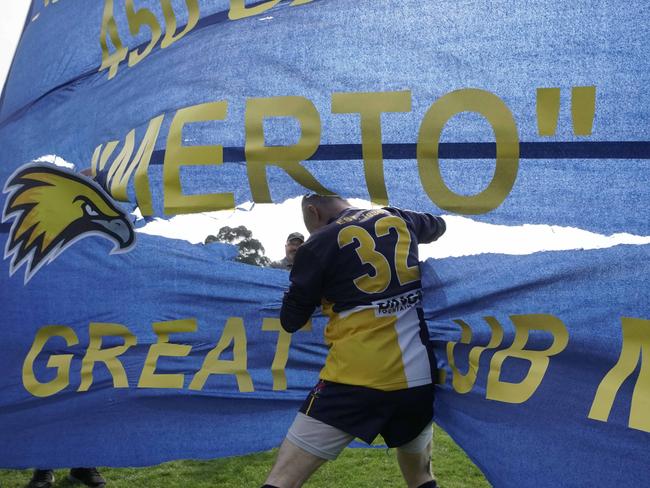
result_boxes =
[92,217,134,249]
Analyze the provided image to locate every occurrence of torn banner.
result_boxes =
[0,1,648,487]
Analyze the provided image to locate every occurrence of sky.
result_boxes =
[0,1,30,95]
[1,2,648,261]
[137,197,650,261]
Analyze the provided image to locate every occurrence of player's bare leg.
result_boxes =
[263,438,327,488]
[396,440,436,488]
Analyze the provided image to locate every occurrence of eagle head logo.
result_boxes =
[2,163,136,283]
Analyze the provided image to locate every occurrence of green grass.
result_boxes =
[0,425,489,487]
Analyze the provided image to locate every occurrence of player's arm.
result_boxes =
[280,246,324,333]
[389,208,446,243]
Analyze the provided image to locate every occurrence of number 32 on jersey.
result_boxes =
[337,216,420,294]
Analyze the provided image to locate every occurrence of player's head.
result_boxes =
[301,194,351,233]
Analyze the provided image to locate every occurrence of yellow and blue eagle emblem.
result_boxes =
[2,163,136,283]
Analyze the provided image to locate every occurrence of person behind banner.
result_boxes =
[262,195,446,488]
[270,232,305,270]
[27,468,105,488]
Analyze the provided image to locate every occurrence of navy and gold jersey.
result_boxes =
[281,207,445,391]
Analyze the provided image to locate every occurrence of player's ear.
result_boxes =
[308,205,319,223]
[303,204,319,233]
[312,205,321,221]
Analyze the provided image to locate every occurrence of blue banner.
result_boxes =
[1,1,648,486]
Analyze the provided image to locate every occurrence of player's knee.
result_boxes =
[396,425,433,455]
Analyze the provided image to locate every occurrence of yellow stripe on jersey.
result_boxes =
[320,299,432,391]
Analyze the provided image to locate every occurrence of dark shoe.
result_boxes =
[27,470,54,488]
[68,467,106,487]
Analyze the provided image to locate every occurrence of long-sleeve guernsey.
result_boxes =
[281,207,445,391]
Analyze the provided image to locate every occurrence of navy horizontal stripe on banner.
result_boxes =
[145,141,650,165]
[0,141,647,235]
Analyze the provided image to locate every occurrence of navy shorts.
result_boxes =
[299,380,435,447]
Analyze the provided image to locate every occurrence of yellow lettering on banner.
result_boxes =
[90,145,103,177]
[99,0,128,80]
[262,318,312,391]
[138,318,197,389]
[446,319,472,391]
[189,318,254,392]
[106,129,136,197]
[588,317,650,433]
[161,0,200,49]
[98,140,120,173]
[571,86,597,136]
[229,0,313,19]
[164,101,234,214]
[332,91,412,206]
[22,326,79,398]
[132,115,164,215]
[228,0,280,20]
[78,323,137,392]
[125,0,162,67]
[536,88,561,136]
[417,88,519,214]
[96,115,162,215]
[245,96,333,202]
[447,317,504,394]
[486,314,568,403]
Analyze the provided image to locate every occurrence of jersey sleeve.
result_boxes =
[280,245,324,333]
[388,208,446,244]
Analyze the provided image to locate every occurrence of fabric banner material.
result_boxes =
[0,1,648,487]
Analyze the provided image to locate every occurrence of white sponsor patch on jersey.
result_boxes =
[372,289,423,317]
